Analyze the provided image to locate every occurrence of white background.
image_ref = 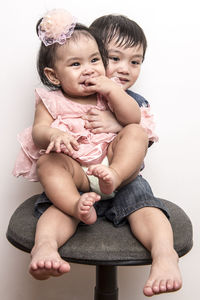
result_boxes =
[1,0,199,299]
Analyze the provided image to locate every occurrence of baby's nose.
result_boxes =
[82,67,95,76]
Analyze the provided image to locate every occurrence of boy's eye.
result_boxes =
[131,60,141,65]
[109,56,119,62]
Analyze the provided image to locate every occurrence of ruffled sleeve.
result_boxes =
[140,106,159,142]
[35,88,58,119]
[12,127,41,181]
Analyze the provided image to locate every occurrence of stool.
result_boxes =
[6,195,193,300]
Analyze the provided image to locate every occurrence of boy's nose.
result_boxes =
[117,63,129,74]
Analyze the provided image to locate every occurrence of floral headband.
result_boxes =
[38,9,77,46]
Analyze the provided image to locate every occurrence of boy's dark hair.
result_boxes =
[90,14,147,60]
[36,21,108,89]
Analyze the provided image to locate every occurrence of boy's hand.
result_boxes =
[83,75,119,98]
[82,108,123,133]
[46,131,79,155]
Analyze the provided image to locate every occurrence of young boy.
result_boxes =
[30,14,182,297]
[85,14,182,297]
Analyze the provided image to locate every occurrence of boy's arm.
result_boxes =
[84,89,158,147]
[83,108,123,133]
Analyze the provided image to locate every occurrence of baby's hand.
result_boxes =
[84,75,118,97]
[46,131,79,155]
[82,108,123,133]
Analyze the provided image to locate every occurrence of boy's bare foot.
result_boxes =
[143,250,182,297]
[87,164,121,195]
[76,192,100,224]
[29,241,70,280]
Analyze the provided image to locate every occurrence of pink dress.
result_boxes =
[13,87,158,182]
[13,88,117,181]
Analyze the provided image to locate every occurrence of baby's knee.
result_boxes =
[122,124,148,143]
[36,154,51,177]
[37,152,75,179]
[36,153,63,176]
[37,154,49,169]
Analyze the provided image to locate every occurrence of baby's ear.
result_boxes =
[44,67,60,86]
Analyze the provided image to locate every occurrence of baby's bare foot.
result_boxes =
[29,242,70,280]
[143,250,182,297]
[76,192,100,225]
[87,164,121,195]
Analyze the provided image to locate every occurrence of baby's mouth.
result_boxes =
[80,80,93,87]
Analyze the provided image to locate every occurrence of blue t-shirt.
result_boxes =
[126,89,149,107]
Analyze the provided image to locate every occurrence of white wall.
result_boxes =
[1,0,199,299]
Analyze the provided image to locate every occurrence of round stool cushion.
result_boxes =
[7,195,193,266]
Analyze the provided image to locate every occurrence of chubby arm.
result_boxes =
[32,101,79,154]
[83,76,141,125]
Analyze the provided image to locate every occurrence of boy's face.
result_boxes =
[106,39,144,91]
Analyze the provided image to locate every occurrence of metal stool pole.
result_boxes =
[95,265,118,300]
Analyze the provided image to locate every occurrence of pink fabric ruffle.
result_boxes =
[12,127,41,181]
[140,106,158,142]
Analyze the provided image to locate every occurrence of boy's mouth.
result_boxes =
[118,77,129,85]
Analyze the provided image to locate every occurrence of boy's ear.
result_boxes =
[44,67,60,86]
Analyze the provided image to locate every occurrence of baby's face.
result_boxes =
[53,36,105,97]
[106,39,144,91]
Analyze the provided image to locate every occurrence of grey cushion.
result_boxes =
[7,195,193,266]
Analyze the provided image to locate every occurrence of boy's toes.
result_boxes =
[143,285,154,297]
[166,279,174,291]
[159,280,167,292]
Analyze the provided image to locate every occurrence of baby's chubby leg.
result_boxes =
[30,192,100,281]
[37,153,100,222]
[87,124,148,194]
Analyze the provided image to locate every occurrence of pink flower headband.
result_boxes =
[38,9,77,46]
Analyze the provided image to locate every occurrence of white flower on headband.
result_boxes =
[38,9,77,46]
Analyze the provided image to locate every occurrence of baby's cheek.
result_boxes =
[105,66,113,78]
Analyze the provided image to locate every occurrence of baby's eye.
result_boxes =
[71,62,80,66]
[91,57,99,63]
[109,56,119,62]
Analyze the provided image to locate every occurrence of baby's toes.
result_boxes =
[81,201,92,210]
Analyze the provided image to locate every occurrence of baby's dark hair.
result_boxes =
[36,21,108,89]
[90,14,147,60]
